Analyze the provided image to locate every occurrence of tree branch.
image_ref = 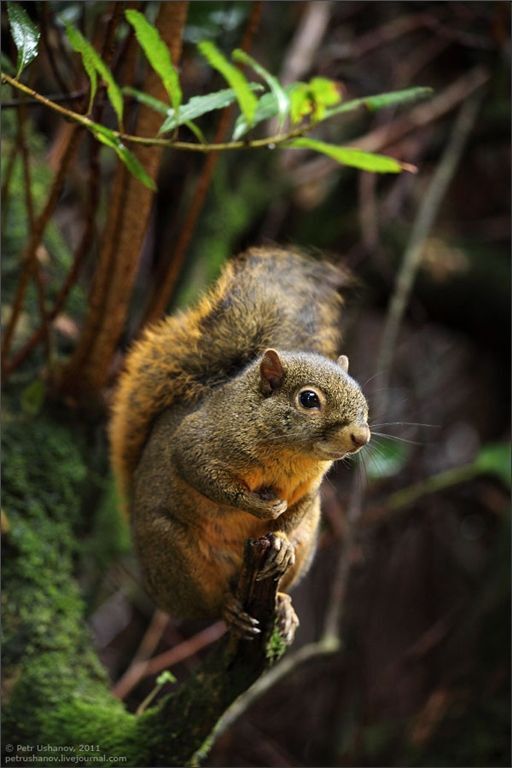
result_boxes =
[57,2,190,400]
[144,0,264,325]
[1,125,81,376]
[1,71,315,154]
[375,92,483,410]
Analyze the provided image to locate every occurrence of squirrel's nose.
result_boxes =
[349,424,370,449]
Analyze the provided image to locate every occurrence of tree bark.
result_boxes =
[59,2,189,402]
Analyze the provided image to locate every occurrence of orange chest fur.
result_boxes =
[237,452,326,507]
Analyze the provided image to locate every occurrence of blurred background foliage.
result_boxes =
[1,2,510,767]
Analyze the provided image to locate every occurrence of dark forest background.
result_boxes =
[2,2,510,767]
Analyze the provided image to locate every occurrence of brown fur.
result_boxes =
[110,246,368,623]
[110,246,347,497]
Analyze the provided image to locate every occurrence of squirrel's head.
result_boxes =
[254,348,370,461]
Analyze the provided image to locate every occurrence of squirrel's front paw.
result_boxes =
[244,488,287,520]
[256,532,296,581]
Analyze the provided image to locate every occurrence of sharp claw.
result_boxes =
[255,571,276,581]
[223,595,262,638]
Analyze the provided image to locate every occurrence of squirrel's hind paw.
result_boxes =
[223,593,261,639]
[276,592,299,645]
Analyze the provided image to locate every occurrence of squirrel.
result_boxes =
[110,246,370,642]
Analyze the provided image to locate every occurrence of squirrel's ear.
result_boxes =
[260,349,285,395]
[337,354,349,372]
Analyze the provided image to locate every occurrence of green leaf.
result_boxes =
[289,82,313,124]
[474,443,511,487]
[232,48,289,130]
[123,87,169,115]
[232,84,295,140]
[66,24,123,127]
[287,78,342,125]
[184,120,206,144]
[156,670,177,685]
[20,379,45,416]
[158,84,262,134]
[125,9,182,112]
[365,436,409,480]
[198,40,257,126]
[325,86,433,120]
[287,138,415,174]
[7,2,40,78]
[66,24,97,114]
[309,77,342,107]
[308,76,342,120]
[90,123,156,191]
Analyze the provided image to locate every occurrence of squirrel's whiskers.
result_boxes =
[110,247,370,642]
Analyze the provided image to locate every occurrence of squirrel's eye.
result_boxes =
[299,390,321,409]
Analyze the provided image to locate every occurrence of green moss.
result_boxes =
[1,405,143,765]
[266,624,288,663]
[2,400,284,766]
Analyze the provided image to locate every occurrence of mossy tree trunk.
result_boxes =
[2,403,287,767]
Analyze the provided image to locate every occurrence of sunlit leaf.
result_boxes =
[158,84,262,134]
[364,436,409,480]
[325,86,433,119]
[232,48,289,130]
[289,83,313,124]
[232,84,296,140]
[156,670,177,685]
[90,123,156,191]
[308,77,342,120]
[287,138,415,174]
[287,78,342,124]
[198,40,257,125]
[66,24,123,126]
[7,2,40,78]
[474,443,511,487]
[125,9,182,112]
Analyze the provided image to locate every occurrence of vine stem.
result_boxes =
[1,72,311,152]
[375,92,483,411]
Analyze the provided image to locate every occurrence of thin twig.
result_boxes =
[115,530,290,706]
[4,131,101,375]
[1,125,81,375]
[0,90,86,109]
[321,477,363,642]
[205,474,363,745]
[363,463,480,529]
[1,130,21,232]
[279,1,332,85]
[143,0,264,325]
[1,72,340,155]
[40,3,73,95]
[17,99,51,361]
[330,12,433,62]
[57,1,189,398]
[111,609,171,699]
[375,93,483,412]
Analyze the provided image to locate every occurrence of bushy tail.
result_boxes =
[110,246,349,495]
